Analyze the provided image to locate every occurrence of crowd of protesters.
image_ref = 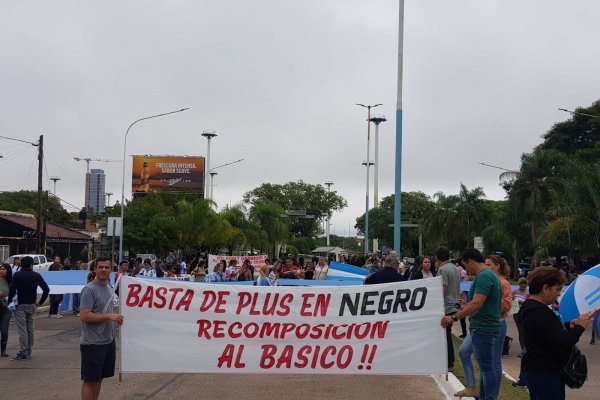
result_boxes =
[1,248,597,400]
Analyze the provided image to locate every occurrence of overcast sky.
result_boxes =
[1,0,599,237]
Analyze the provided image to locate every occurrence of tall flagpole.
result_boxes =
[394,0,405,252]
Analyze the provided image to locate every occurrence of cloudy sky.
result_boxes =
[1,0,599,236]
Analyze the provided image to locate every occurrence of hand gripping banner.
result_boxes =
[120,276,447,374]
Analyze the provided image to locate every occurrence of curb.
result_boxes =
[432,372,474,400]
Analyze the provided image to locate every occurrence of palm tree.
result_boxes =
[504,149,564,258]
[456,183,488,248]
[249,201,288,257]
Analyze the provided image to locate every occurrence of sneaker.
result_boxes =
[11,353,29,361]
[591,339,596,345]
[55,314,64,319]
[49,314,55,318]
[512,381,527,388]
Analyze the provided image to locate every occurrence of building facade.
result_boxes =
[85,168,106,214]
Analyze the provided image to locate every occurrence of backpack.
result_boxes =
[561,345,587,389]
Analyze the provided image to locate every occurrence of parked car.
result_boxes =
[518,262,532,278]
[4,254,53,272]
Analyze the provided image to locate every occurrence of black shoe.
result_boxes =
[512,381,527,388]
[459,334,467,339]
[11,353,29,361]
[591,339,596,345]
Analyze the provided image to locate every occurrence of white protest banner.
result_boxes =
[120,276,447,374]
[207,254,269,273]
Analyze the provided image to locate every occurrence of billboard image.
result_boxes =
[132,155,205,194]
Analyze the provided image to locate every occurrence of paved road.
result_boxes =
[452,314,599,400]
[1,313,445,400]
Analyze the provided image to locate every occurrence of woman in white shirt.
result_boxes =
[313,257,329,280]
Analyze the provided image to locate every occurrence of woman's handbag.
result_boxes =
[561,345,587,389]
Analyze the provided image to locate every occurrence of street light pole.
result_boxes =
[50,176,61,196]
[558,108,600,119]
[394,0,405,253]
[201,131,217,199]
[209,172,218,201]
[204,158,244,206]
[357,103,382,255]
[324,181,334,246]
[119,108,189,262]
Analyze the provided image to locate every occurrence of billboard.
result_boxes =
[132,155,205,194]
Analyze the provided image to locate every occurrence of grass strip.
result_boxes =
[451,336,529,400]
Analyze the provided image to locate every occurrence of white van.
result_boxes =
[4,254,53,272]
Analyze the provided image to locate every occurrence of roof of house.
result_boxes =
[311,246,348,254]
[0,212,92,241]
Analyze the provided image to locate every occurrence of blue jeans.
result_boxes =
[493,320,507,385]
[72,293,80,314]
[522,371,565,400]
[459,334,476,388]
[472,331,501,400]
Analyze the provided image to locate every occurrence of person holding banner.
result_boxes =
[441,248,501,400]
[79,257,124,400]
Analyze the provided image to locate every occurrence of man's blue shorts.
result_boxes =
[80,340,116,382]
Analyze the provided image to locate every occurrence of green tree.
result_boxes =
[151,198,221,254]
[0,190,72,225]
[355,192,435,255]
[243,181,347,238]
[248,201,288,257]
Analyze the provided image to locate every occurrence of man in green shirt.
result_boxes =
[441,248,501,400]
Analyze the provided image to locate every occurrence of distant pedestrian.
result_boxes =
[7,256,50,361]
[72,260,86,317]
[48,256,64,318]
[364,255,402,285]
[11,257,21,273]
[79,257,124,400]
[436,247,461,372]
[0,263,13,357]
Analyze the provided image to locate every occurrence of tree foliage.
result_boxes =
[243,181,347,237]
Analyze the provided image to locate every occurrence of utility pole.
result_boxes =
[36,135,44,254]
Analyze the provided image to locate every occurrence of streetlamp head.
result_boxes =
[202,130,217,139]
[324,181,334,186]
